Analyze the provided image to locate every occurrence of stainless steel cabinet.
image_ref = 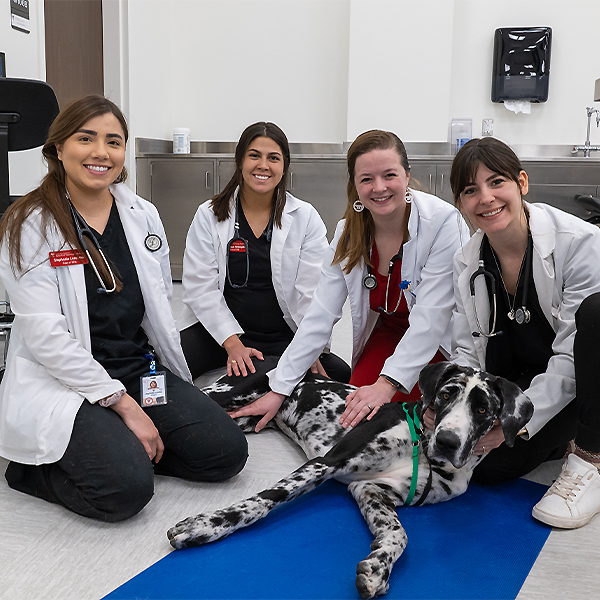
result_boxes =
[288,160,348,238]
[409,161,453,204]
[522,163,600,221]
[136,146,600,279]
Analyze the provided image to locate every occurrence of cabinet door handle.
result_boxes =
[439,173,444,193]
[205,171,212,189]
[429,174,433,192]
[290,172,294,189]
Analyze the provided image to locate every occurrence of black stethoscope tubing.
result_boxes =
[470,236,531,338]
[68,201,117,294]
[226,196,274,289]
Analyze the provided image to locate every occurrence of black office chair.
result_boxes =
[0,78,59,378]
[574,194,600,225]
[0,77,59,214]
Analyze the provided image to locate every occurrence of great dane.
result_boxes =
[167,358,533,598]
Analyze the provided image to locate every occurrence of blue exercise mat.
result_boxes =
[105,478,551,600]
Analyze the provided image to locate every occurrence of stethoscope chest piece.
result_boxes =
[144,233,162,252]
[362,273,378,290]
[514,307,531,325]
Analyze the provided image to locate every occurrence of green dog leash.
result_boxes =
[402,402,423,506]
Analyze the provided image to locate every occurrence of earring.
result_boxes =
[405,190,413,204]
[353,200,364,213]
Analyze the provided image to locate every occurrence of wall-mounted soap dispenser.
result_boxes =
[491,27,552,103]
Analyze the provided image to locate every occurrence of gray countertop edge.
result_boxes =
[135,138,600,163]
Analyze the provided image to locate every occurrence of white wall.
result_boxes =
[124,0,350,143]
[109,0,598,153]
[1,0,47,196]
[449,0,600,146]
[347,0,455,142]
[4,0,600,195]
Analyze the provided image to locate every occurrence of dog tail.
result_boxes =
[167,459,337,549]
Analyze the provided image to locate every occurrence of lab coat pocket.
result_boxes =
[0,356,80,461]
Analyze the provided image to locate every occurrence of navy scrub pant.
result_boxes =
[5,366,248,522]
[180,320,351,383]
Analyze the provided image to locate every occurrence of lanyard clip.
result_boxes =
[144,352,156,375]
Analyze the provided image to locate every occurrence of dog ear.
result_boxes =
[492,377,534,447]
[418,362,456,412]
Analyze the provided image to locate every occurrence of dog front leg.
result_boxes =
[348,481,406,599]
[167,460,336,549]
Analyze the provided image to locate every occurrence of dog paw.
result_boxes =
[167,515,214,549]
[355,554,391,599]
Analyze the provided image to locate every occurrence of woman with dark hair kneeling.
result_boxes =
[179,121,350,382]
[441,137,600,527]
[0,95,247,522]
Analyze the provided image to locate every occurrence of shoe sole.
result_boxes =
[532,505,600,529]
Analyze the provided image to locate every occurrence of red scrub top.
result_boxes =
[349,243,444,402]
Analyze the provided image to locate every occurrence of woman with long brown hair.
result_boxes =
[179,121,349,382]
[229,129,468,431]
[0,95,247,522]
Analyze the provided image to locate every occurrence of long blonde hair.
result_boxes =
[332,130,410,273]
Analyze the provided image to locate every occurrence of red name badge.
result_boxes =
[229,240,247,253]
[49,249,88,267]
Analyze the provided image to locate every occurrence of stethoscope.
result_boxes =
[67,192,163,294]
[226,196,274,289]
[362,248,410,315]
[470,236,531,338]
[68,199,117,294]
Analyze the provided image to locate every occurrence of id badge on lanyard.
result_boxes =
[140,352,167,407]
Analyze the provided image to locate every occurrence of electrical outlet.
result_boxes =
[482,118,494,136]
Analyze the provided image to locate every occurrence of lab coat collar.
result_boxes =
[526,201,556,259]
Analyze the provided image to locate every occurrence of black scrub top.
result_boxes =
[84,201,152,390]
[223,204,294,355]
[482,235,556,390]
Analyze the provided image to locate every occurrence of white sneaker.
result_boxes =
[532,454,600,529]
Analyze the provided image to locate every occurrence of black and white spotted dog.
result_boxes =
[167,358,533,599]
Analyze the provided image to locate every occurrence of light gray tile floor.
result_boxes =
[0,284,597,600]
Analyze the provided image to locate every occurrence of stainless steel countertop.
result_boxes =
[135,138,600,162]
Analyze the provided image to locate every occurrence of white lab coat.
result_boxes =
[452,202,600,437]
[0,183,191,465]
[178,189,328,344]
[269,189,469,396]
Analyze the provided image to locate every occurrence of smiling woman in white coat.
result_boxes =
[229,130,469,432]
[179,121,350,382]
[0,96,247,522]
[440,138,600,509]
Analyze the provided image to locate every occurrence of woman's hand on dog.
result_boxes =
[223,334,264,377]
[341,379,397,428]
[310,358,329,377]
[227,390,286,432]
[473,419,505,455]
[422,406,436,431]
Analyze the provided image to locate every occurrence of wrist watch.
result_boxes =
[380,374,401,390]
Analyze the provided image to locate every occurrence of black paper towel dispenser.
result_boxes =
[492,27,552,103]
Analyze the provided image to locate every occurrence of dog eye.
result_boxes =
[477,407,487,414]
[441,393,449,400]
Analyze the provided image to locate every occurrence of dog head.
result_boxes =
[418,362,534,468]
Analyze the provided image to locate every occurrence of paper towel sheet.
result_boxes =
[504,100,531,114]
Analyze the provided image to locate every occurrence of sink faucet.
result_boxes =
[572,107,600,157]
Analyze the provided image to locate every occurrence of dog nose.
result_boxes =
[434,430,461,456]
